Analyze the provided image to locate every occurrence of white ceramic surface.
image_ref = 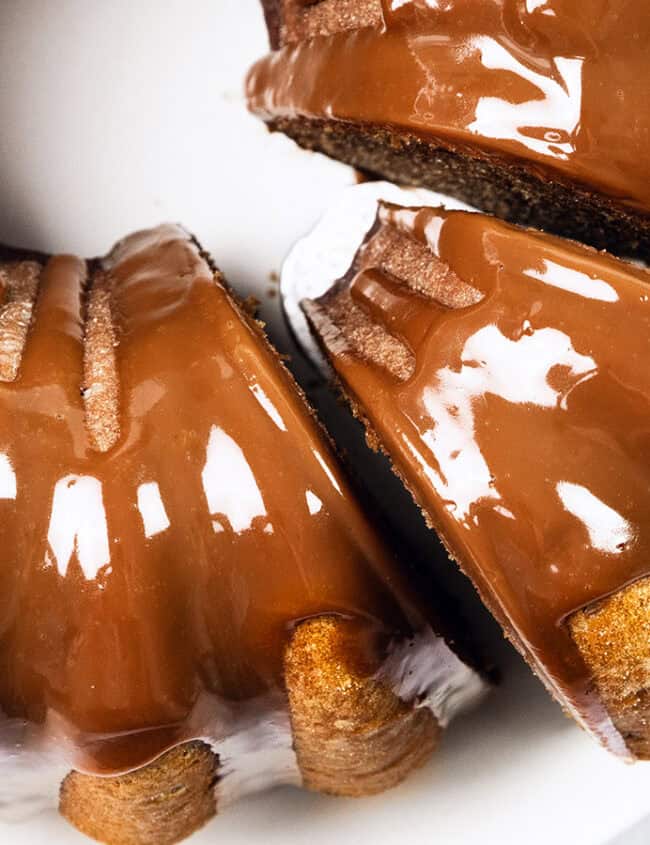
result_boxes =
[0,2,648,843]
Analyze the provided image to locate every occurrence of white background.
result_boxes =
[0,2,649,843]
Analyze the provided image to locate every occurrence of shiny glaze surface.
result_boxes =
[0,225,447,784]
[308,204,650,753]
[248,0,650,212]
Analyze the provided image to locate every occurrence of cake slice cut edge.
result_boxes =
[249,1,650,261]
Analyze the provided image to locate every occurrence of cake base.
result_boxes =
[266,116,650,262]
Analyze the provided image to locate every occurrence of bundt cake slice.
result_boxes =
[303,201,650,759]
[248,0,650,260]
[0,226,485,844]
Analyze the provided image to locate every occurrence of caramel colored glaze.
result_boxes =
[247,0,650,213]
[0,224,449,781]
[305,203,650,755]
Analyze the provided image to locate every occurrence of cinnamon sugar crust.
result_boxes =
[317,285,415,381]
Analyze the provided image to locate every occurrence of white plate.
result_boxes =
[0,2,648,843]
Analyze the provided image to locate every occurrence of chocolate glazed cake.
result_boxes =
[248,0,650,260]
[0,226,485,844]
[303,202,650,760]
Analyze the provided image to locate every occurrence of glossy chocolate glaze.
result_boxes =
[248,0,650,213]
[304,203,650,755]
[0,225,480,797]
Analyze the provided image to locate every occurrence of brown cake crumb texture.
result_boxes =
[286,616,439,796]
[262,0,381,48]
[305,218,483,382]
[304,218,650,759]
[83,269,121,453]
[571,580,650,759]
[0,260,40,382]
[60,742,219,845]
[271,117,650,261]
[361,222,483,309]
